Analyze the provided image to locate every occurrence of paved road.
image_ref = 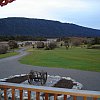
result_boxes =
[0,48,100,92]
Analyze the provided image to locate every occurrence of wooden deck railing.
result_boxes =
[0,82,100,100]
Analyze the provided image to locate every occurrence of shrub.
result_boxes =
[0,44,8,54]
[87,45,100,49]
[36,42,45,48]
[87,43,92,49]
[64,41,69,49]
[8,40,19,49]
[25,42,32,46]
[45,42,57,50]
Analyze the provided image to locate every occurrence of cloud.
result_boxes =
[0,0,90,16]
[0,0,100,29]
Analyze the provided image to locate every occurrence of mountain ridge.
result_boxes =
[0,17,100,37]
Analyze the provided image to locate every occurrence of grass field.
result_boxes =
[0,52,19,59]
[20,47,100,72]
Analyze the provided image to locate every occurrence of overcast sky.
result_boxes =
[0,0,100,29]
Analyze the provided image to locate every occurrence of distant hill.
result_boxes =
[0,17,100,37]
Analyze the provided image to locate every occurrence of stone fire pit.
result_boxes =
[0,73,83,100]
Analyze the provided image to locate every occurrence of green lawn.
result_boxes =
[0,52,19,59]
[20,47,100,72]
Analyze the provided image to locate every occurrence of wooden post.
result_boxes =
[12,89,15,100]
[93,97,97,100]
[73,96,77,100]
[28,91,31,100]
[83,96,87,100]
[0,89,1,100]
[36,92,40,100]
[54,94,58,100]
[64,95,67,100]
[20,90,23,100]
[45,93,48,100]
[4,88,7,100]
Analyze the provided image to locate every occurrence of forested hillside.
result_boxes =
[0,17,100,37]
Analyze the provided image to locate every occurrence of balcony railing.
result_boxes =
[0,82,100,100]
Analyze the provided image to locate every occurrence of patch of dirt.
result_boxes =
[53,79,77,89]
[2,75,28,83]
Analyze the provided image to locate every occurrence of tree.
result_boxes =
[8,40,18,50]
[36,41,45,49]
[0,44,8,54]
[93,37,100,44]
[45,42,57,50]
[64,40,69,50]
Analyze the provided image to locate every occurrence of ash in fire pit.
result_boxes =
[0,71,83,100]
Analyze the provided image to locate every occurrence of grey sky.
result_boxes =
[0,0,100,29]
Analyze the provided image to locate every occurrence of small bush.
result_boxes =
[87,43,92,49]
[45,42,57,50]
[36,42,45,48]
[87,45,100,49]
[8,40,19,49]
[0,45,8,54]
[25,42,32,46]
[64,41,69,50]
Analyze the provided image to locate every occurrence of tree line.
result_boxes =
[0,35,47,41]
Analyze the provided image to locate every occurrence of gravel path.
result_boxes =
[0,48,100,92]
